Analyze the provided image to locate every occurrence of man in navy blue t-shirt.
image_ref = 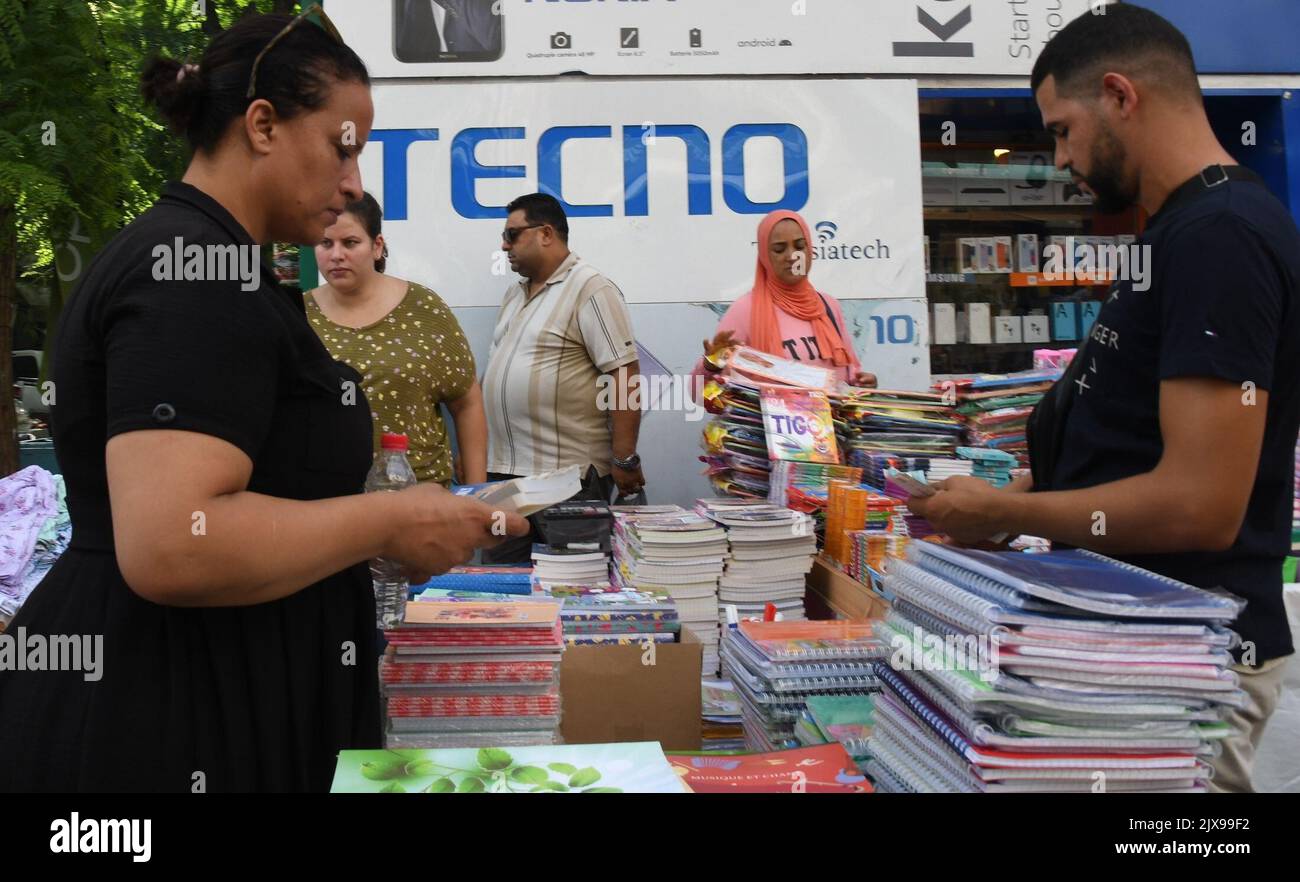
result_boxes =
[912,6,1298,792]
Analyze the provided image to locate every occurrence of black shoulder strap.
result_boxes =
[817,292,842,337]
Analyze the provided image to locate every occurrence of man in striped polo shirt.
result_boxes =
[481,194,644,563]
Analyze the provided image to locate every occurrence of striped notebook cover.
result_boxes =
[379,660,558,685]
[386,695,561,717]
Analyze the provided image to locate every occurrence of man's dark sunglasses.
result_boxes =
[502,223,544,244]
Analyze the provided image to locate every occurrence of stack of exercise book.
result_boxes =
[530,544,611,595]
[835,388,963,484]
[696,498,817,623]
[866,541,1245,793]
[559,590,680,647]
[945,371,1059,467]
[722,620,886,753]
[381,598,564,749]
[611,506,728,674]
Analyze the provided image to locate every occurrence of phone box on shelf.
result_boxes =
[993,314,1023,344]
[966,302,992,344]
[931,302,958,346]
[1023,314,1051,343]
[1016,234,1040,272]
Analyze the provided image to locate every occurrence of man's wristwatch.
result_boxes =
[612,452,641,471]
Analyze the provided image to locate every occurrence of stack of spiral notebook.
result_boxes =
[865,541,1246,793]
[722,620,886,752]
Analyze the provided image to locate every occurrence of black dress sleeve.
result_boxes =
[102,268,284,460]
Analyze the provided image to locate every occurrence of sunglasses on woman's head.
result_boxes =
[246,3,344,100]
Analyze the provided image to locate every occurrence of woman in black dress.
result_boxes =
[0,10,527,793]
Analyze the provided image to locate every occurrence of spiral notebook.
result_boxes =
[874,664,1201,770]
[907,543,1246,621]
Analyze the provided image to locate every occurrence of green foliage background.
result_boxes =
[0,0,302,474]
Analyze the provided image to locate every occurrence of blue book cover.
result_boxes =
[909,543,1245,621]
[1078,300,1101,338]
[1051,301,1079,340]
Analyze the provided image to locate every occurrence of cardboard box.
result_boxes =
[806,556,891,622]
[560,628,702,751]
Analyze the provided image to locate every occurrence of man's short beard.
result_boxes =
[1081,123,1138,214]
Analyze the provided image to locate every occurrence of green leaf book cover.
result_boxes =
[331,742,686,794]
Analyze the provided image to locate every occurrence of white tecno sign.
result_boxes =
[356,78,924,308]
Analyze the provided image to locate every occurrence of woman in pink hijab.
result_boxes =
[697,210,876,387]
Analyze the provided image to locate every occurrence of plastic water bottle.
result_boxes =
[365,432,418,629]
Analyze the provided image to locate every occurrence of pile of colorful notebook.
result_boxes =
[792,694,876,770]
[702,679,747,753]
[722,620,886,753]
[701,375,771,500]
[866,541,1246,793]
[411,566,534,598]
[696,498,817,623]
[381,598,565,749]
[823,482,901,567]
[611,506,729,674]
[835,389,963,478]
[945,370,1059,467]
[846,529,909,583]
[957,446,1019,488]
[559,590,680,647]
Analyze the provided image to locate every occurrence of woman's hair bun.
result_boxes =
[140,55,204,136]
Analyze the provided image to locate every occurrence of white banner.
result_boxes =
[332,0,1101,79]
[359,78,924,307]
